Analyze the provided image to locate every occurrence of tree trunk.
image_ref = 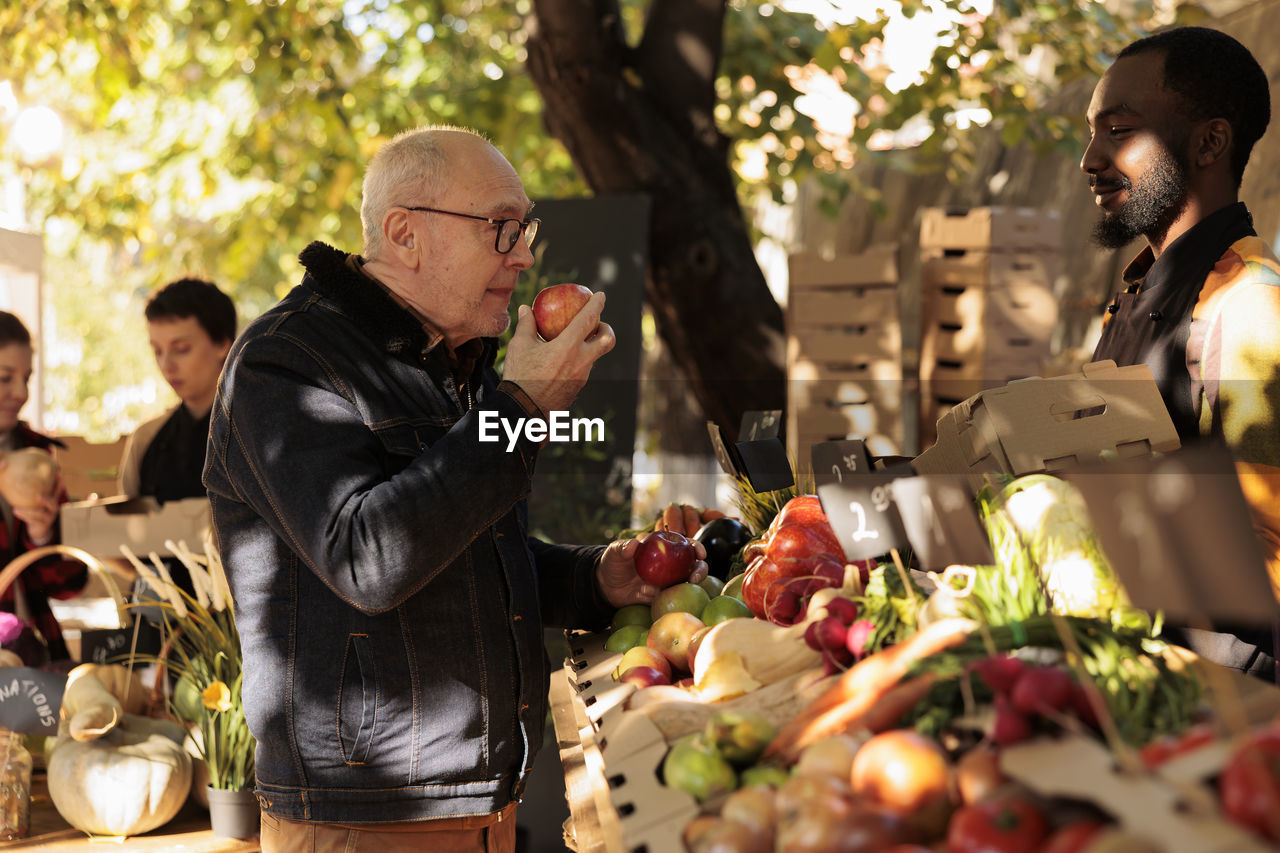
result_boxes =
[526,0,785,435]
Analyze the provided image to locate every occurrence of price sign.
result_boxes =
[890,476,994,570]
[81,621,162,665]
[734,438,794,493]
[1064,446,1276,626]
[738,410,783,442]
[811,440,910,562]
[706,422,742,478]
[0,667,65,736]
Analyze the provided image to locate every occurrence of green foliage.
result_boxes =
[0,0,1181,436]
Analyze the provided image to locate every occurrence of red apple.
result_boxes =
[619,665,671,688]
[635,531,697,587]
[613,645,672,681]
[647,610,706,672]
[531,282,594,341]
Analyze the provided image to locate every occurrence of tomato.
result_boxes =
[1040,821,1106,853]
[1218,725,1280,842]
[947,799,1048,853]
[1138,723,1216,769]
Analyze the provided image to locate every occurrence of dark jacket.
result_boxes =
[204,241,611,823]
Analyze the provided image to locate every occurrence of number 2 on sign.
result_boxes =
[848,501,880,543]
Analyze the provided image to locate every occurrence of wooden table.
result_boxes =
[0,774,260,852]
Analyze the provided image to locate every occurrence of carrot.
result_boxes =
[763,618,976,762]
[861,672,940,733]
[700,508,727,523]
[682,504,701,535]
[661,503,683,533]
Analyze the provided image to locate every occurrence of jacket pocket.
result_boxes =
[337,633,377,764]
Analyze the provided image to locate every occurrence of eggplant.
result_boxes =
[693,517,753,580]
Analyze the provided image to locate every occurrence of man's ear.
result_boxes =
[382,208,419,268]
[1195,118,1232,170]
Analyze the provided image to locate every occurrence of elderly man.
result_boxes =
[1083,27,1280,678]
[205,126,704,852]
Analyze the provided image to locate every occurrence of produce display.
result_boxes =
[557,482,1280,853]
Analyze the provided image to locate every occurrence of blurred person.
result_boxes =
[0,311,86,664]
[1083,26,1280,678]
[204,125,705,852]
[118,277,237,502]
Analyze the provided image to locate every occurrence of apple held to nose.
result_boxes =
[532,283,595,341]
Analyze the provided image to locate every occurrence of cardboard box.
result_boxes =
[922,324,1052,367]
[912,361,1180,486]
[60,496,212,559]
[788,285,897,328]
[920,206,1062,251]
[921,249,1057,290]
[788,245,899,289]
[53,435,127,500]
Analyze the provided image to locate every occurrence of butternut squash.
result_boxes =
[692,617,822,690]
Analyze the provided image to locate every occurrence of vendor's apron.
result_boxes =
[1092,220,1277,682]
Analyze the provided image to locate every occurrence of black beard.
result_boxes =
[1091,144,1190,250]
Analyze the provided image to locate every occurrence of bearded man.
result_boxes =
[1083,26,1280,679]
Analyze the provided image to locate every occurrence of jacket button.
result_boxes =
[512,614,523,622]
[418,442,428,451]
[1106,303,1118,315]
[1149,310,1163,322]
[520,703,530,713]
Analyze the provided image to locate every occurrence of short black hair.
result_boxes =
[145,278,237,344]
[1118,26,1270,186]
[0,313,31,349]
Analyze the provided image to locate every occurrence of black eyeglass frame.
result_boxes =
[400,205,539,254]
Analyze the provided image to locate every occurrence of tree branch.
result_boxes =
[635,0,726,143]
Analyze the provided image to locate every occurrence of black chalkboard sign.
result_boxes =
[1064,446,1275,626]
[890,476,994,569]
[812,440,911,561]
[0,667,65,736]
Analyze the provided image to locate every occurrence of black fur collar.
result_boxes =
[297,241,427,359]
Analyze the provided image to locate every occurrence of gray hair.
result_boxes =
[359,125,485,258]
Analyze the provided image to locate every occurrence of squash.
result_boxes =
[0,650,22,668]
[46,670,191,836]
[692,617,822,690]
[66,663,148,717]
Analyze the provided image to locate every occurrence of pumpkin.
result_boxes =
[0,650,22,668]
[46,670,191,836]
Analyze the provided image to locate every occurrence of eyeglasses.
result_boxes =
[401,205,540,254]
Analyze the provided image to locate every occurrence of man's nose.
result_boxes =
[1080,135,1105,176]
[505,237,535,270]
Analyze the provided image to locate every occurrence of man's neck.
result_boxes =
[1148,190,1239,258]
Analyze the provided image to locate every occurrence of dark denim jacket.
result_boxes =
[204,242,611,823]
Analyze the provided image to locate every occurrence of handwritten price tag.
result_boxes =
[1064,446,1275,626]
[811,440,910,561]
[738,410,783,442]
[0,667,65,736]
[707,422,742,478]
[890,476,994,570]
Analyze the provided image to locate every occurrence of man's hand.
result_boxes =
[502,291,615,414]
[596,532,709,608]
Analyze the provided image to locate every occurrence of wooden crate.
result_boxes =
[922,280,1057,341]
[920,248,1057,291]
[788,285,897,327]
[788,245,899,290]
[920,207,1061,251]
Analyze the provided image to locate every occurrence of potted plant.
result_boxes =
[123,541,258,839]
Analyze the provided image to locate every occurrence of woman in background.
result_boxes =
[0,311,86,664]
[119,278,237,502]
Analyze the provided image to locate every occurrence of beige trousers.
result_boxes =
[258,802,518,853]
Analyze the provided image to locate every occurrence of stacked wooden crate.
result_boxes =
[918,207,1061,449]
[785,245,903,472]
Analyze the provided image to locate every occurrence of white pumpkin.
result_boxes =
[46,669,191,836]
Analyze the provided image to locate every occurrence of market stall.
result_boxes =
[553,358,1280,853]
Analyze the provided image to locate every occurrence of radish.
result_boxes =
[1010,665,1075,716]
